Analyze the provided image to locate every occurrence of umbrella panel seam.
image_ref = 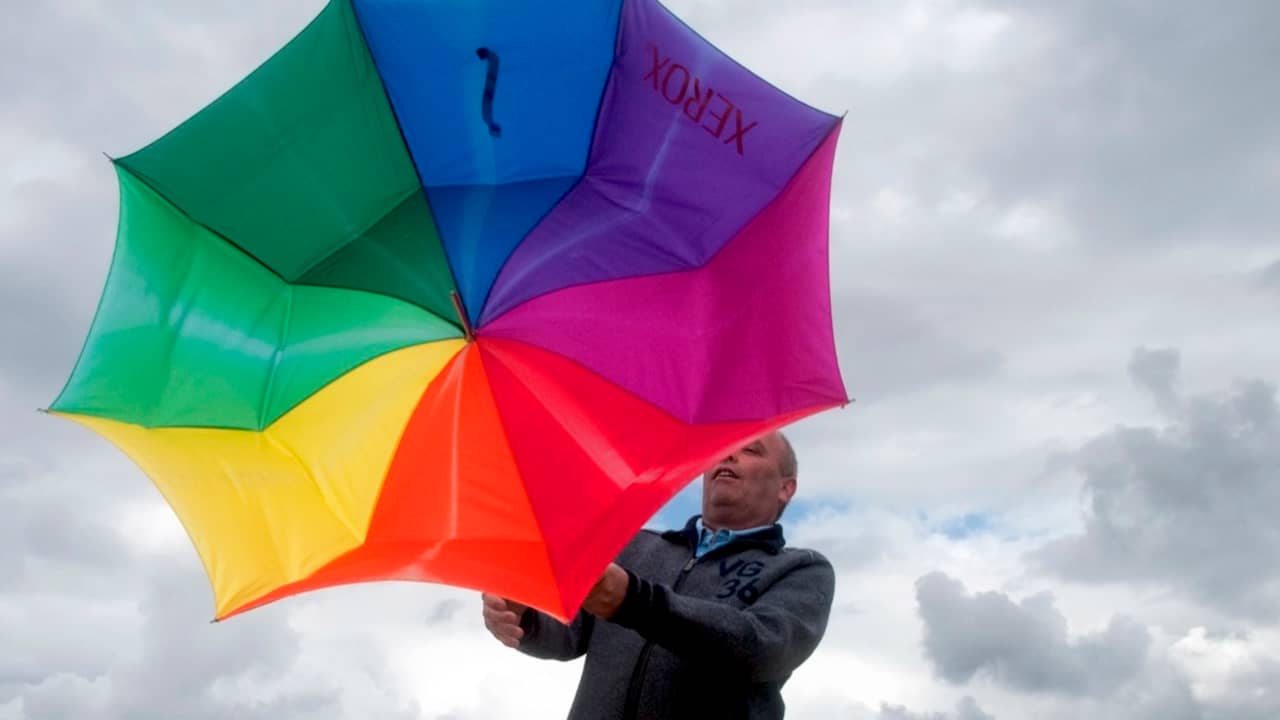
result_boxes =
[471,0,627,328]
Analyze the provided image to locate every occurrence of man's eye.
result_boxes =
[744,446,761,454]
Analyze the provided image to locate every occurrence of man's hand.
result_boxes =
[482,593,527,648]
[581,563,630,620]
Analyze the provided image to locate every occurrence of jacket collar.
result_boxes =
[661,514,786,555]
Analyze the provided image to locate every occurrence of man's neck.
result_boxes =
[700,516,774,533]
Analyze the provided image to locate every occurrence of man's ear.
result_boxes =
[779,477,797,505]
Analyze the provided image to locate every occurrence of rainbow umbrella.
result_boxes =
[50,0,847,621]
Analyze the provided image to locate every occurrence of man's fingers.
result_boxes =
[482,593,528,615]
[483,609,521,628]
[481,593,529,649]
[487,622,524,647]
[481,595,525,648]
[496,625,524,644]
[481,598,516,625]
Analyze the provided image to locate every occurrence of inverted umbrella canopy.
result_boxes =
[51,0,847,621]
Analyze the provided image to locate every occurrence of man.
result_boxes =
[482,430,835,719]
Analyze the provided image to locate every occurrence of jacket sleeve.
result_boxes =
[608,551,835,683]
[515,608,595,661]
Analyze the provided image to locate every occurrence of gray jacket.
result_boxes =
[518,516,835,719]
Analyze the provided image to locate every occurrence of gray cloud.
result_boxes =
[0,169,112,399]
[19,496,128,569]
[966,0,1280,248]
[108,561,312,719]
[1033,357,1280,621]
[0,435,150,585]
[1205,655,1280,720]
[1,556,424,720]
[1259,259,1280,293]
[0,466,136,691]
[1102,667,1202,720]
[879,696,995,720]
[1128,346,1180,414]
[834,290,1004,404]
[773,0,1280,264]
[424,598,463,626]
[916,571,1150,695]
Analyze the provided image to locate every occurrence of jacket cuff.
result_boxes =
[610,568,666,631]
[518,606,538,636]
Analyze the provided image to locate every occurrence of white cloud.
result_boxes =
[1169,627,1280,705]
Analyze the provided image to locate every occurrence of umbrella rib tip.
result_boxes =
[449,291,476,342]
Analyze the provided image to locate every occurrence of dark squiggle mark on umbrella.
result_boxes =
[476,48,502,138]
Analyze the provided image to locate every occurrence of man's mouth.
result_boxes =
[712,468,739,481]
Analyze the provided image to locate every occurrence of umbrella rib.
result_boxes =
[256,338,464,431]
[265,429,365,544]
[286,184,420,281]
[472,345,573,617]
[470,2,627,327]
[116,161,463,335]
[450,291,474,342]
[482,119,844,327]
[468,173,583,328]
[475,10,842,326]
[347,0,474,337]
[119,157,468,342]
[257,285,295,431]
[110,160,287,283]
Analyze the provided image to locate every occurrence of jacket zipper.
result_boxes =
[621,555,697,720]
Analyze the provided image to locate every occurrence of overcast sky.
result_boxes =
[4,1,1279,718]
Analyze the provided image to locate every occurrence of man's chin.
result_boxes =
[705,492,740,510]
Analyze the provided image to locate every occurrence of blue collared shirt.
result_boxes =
[694,517,774,557]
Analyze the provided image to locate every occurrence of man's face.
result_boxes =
[701,432,797,530]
